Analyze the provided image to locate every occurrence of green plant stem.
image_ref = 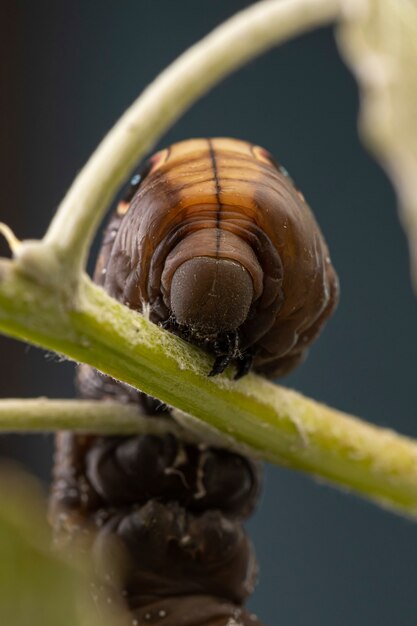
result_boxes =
[42,0,340,280]
[1,259,417,519]
[0,399,187,437]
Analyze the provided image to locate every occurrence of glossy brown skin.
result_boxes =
[50,138,338,626]
[52,268,265,621]
[51,429,263,625]
[100,137,338,376]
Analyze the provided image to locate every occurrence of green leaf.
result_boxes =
[337,0,417,286]
[0,466,126,626]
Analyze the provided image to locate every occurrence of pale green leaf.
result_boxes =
[338,0,417,286]
[0,466,126,626]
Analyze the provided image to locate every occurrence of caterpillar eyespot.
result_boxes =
[50,138,338,626]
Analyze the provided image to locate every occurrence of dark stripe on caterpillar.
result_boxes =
[207,138,222,257]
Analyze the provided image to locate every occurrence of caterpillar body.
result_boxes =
[50,138,339,625]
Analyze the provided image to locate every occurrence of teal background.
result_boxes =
[1,2,417,624]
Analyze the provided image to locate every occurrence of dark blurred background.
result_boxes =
[1,1,417,624]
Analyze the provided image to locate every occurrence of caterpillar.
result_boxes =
[50,138,339,625]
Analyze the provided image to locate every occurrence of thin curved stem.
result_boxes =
[42,0,340,280]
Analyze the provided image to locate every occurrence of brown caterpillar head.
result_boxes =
[160,225,264,343]
[169,256,254,336]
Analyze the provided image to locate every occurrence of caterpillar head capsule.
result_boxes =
[169,256,255,335]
